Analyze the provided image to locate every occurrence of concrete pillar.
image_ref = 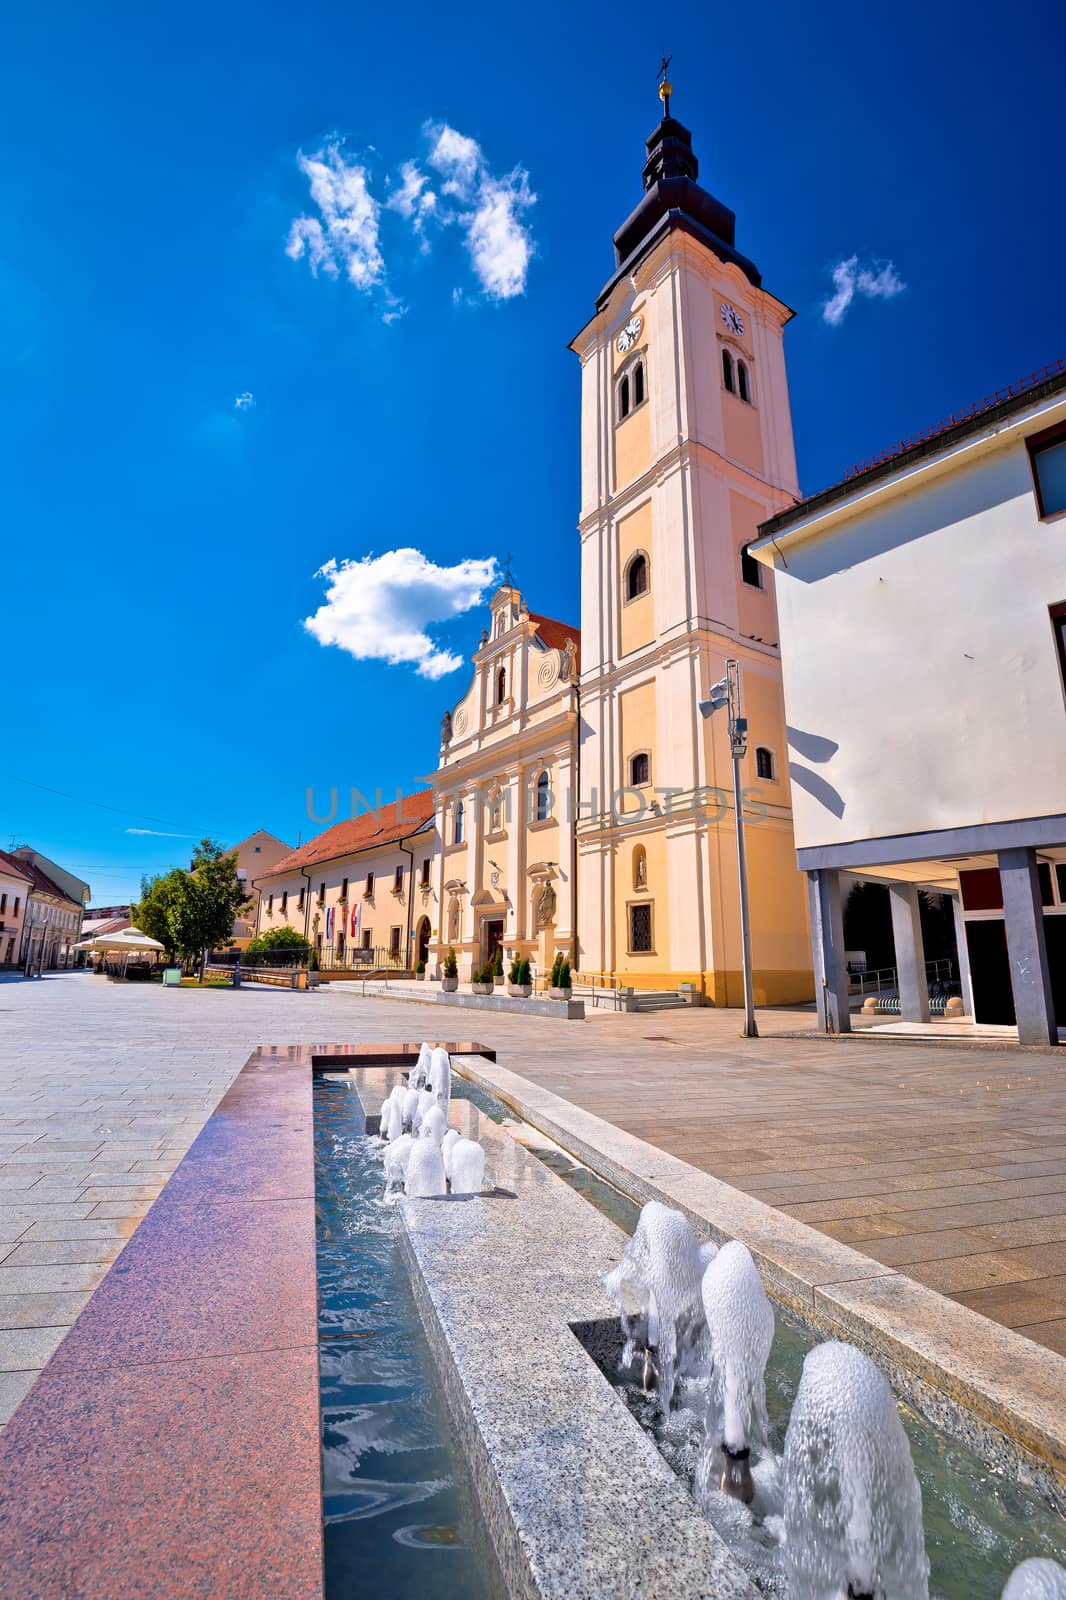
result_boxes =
[998,848,1058,1046]
[806,868,851,1033]
[950,891,974,1016]
[888,882,930,1023]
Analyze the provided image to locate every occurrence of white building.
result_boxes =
[753,362,1066,1043]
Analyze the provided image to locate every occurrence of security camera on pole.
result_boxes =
[699,660,758,1038]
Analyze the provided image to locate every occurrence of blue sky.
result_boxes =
[3,0,1064,904]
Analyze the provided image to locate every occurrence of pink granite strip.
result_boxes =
[0,1048,323,1599]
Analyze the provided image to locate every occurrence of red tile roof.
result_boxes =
[0,851,79,906]
[528,612,581,672]
[0,850,33,887]
[261,790,436,879]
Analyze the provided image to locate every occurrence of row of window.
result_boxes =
[615,346,755,427]
[452,771,554,844]
[265,859,432,916]
[623,545,763,605]
[624,747,775,787]
[0,894,20,917]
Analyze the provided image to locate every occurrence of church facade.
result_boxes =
[430,88,814,1003]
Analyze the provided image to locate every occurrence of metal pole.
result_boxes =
[732,741,758,1039]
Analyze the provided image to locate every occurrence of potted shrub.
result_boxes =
[508,957,532,999]
[415,960,426,982]
[442,948,459,993]
[471,963,494,997]
[549,955,573,1000]
[492,949,505,986]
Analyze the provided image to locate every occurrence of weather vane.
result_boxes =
[657,51,673,115]
[500,552,516,587]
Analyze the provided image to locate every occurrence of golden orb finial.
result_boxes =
[657,51,673,115]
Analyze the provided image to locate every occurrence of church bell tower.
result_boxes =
[570,72,813,1004]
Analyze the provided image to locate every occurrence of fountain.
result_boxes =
[1003,1561,1066,1599]
[449,1137,486,1196]
[605,1200,714,1413]
[405,1138,446,1198]
[381,1089,404,1142]
[420,1103,448,1147]
[441,1127,460,1182]
[409,1042,432,1090]
[698,1240,775,1506]
[402,1085,422,1132]
[383,1131,415,1191]
[782,1340,930,1600]
[429,1046,452,1111]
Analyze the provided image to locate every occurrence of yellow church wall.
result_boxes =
[617,502,655,656]
[610,827,671,980]
[722,390,764,477]
[618,678,657,811]
[731,491,778,640]
[707,819,813,1006]
[614,400,652,491]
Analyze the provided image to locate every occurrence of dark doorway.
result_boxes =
[416,917,430,968]
[965,919,1015,1025]
[482,919,504,968]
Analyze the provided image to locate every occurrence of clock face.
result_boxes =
[616,315,642,354]
[721,303,745,336]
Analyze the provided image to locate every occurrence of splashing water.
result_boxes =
[412,1090,436,1135]
[701,1241,775,1461]
[382,1091,405,1142]
[449,1139,485,1196]
[604,1201,713,1412]
[428,1047,452,1113]
[402,1087,422,1132]
[383,1132,414,1191]
[441,1128,460,1182]
[409,1042,432,1090]
[405,1140,446,1198]
[782,1341,929,1600]
[1004,1561,1066,1599]
[419,1104,447,1148]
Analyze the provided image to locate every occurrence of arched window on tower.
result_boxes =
[619,374,631,420]
[629,751,650,788]
[737,360,751,403]
[625,551,649,602]
[617,358,646,424]
[633,360,645,407]
[454,800,465,845]
[722,348,735,394]
[534,770,552,822]
[496,665,507,705]
[755,747,776,782]
[741,543,763,588]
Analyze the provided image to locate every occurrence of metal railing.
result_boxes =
[847,957,955,997]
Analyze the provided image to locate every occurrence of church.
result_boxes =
[427,75,814,1003]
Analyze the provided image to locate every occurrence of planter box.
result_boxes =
[508,983,533,999]
[415,972,425,982]
[441,976,459,993]
[471,982,494,996]
[493,975,504,987]
[549,987,573,1001]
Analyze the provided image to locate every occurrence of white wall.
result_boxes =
[767,413,1066,850]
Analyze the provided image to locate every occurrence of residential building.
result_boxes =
[0,852,33,969]
[255,794,435,970]
[11,852,87,970]
[567,86,812,1001]
[433,588,579,980]
[753,361,1066,1043]
[226,830,291,947]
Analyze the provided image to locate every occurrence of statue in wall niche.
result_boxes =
[441,711,452,746]
[447,896,461,944]
[560,639,577,682]
[635,852,648,891]
[534,882,556,929]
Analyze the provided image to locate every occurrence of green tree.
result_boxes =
[130,839,249,972]
[245,926,311,967]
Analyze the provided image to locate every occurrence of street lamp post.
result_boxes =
[699,659,758,1039]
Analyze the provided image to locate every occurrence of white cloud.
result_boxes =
[823,255,906,327]
[286,142,385,291]
[387,159,438,239]
[234,392,255,410]
[304,548,498,679]
[391,122,536,301]
[125,828,194,838]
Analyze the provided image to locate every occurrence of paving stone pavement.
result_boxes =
[0,970,1063,1428]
